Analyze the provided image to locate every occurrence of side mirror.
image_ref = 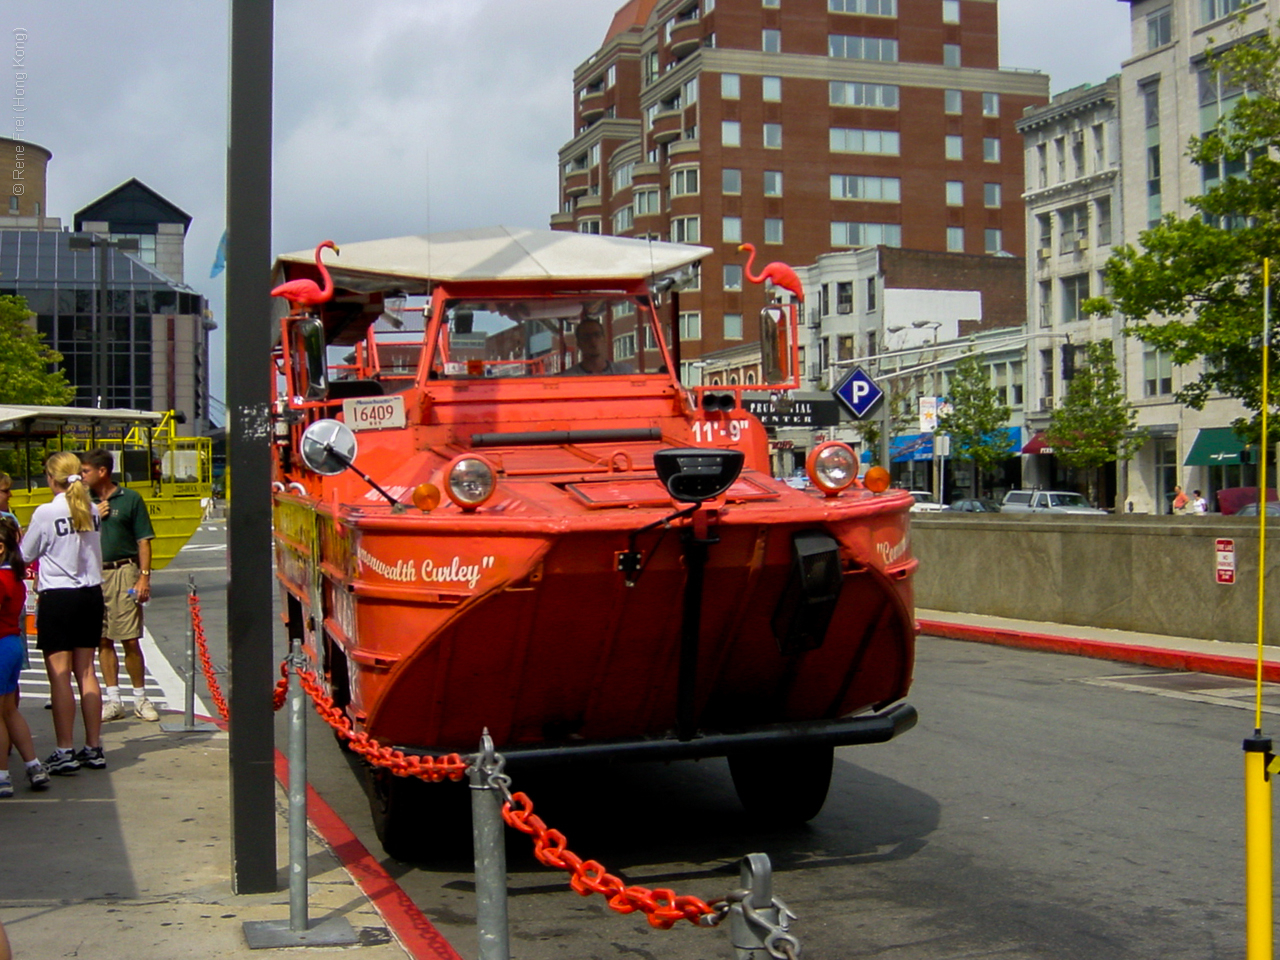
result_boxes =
[299,419,357,476]
[759,305,790,384]
[653,448,744,503]
[290,317,328,401]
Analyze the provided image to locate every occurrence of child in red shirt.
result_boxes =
[0,517,48,794]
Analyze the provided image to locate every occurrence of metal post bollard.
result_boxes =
[160,576,217,734]
[470,731,511,960]
[728,853,801,960]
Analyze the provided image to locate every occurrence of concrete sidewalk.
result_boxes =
[0,702,417,960]
[918,608,1280,682]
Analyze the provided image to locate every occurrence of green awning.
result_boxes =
[1184,427,1246,466]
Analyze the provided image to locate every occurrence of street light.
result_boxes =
[912,319,941,343]
[68,234,140,407]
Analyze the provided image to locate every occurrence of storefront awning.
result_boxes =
[1022,431,1054,455]
[890,433,933,462]
[1184,427,1246,466]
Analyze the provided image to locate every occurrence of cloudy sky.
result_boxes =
[11,0,1132,418]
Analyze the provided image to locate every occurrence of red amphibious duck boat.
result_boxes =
[269,227,917,857]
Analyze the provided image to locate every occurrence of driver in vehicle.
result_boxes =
[562,318,633,375]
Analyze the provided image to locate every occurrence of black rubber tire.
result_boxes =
[366,765,470,862]
[728,744,834,824]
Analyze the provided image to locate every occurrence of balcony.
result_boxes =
[579,88,605,123]
[549,211,575,229]
[668,16,702,57]
[668,138,700,158]
[576,194,602,210]
[563,168,591,197]
[650,109,683,144]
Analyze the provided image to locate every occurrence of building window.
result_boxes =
[7,196,16,213]
[763,123,783,148]
[1037,143,1048,188]
[1144,347,1173,395]
[830,81,898,108]
[1061,274,1090,322]
[763,0,780,6]
[723,216,743,243]
[832,174,900,201]
[945,135,963,160]
[671,216,700,243]
[831,222,903,247]
[764,218,784,243]
[634,189,661,216]
[836,282,853,313]
[828,35,899,61]
[1011,361,1024,405]
[722,120,741,147]
[578,219,601,234]
[614,333,637,359]
[983,137,1001,162]
[983,182,1001,207]
[944,89,962,114]
[945,181,963,206]
[679,311,702,340]
[721,73,740,99]
[762,29,781,53]
[1096,197,1112,246]
[867,277,878,311]
[1147,5,1172,49]
[942,0,960,22]
[724,264,743,290]
[1059,203,1088,248]
[763,170,783,196]
[671,166,699,196]
[982,92,999,117]
[612,162,635,192]
[1037,281,1051,327]
[613,206,634,233]
[943,43,961,67]
[830,127,900,155]
[683,77,699,106]
[606,64,616,88]
[947,226,965,252]
[1144,83,1160,128]
[724,313,744,339]
[1203,0,1246,22]
[984,228,1003,254]
[828,0,897,13]
[723,168,742,194]
[762,76,782,101]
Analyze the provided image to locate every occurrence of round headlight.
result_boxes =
[444,456,497,510]
[806,442,859,496]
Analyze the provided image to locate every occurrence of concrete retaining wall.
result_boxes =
[910,514,1278,645]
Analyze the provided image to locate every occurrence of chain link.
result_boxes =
[188,593,230,722]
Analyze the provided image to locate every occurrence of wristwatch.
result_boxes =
[139,570,151,576]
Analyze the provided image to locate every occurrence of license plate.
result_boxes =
[343,395,405,431]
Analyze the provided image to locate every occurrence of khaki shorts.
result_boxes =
[102,562,143,642]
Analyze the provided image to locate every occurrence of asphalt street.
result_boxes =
[151,520,1275,959]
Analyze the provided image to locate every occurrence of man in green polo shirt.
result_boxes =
[80,449,160,722]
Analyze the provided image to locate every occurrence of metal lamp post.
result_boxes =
[68,234,139,407]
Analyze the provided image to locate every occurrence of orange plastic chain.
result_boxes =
[501,790,719,929]
[188,593,230,722]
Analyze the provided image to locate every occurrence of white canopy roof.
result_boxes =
[0,405,164,434]
[275,226,711,293]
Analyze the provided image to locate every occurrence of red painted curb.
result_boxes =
[273,752,464,960]
[918,619,1280,683]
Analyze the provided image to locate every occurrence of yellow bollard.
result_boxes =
[1245,735,1273,960]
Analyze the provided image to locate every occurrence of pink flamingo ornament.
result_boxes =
[737,242,803,301]
[271,239,339,313]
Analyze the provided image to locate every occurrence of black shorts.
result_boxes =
[36,585,106,654]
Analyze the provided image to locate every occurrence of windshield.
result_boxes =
[1048,493,1090,508]
[433,295,667,379]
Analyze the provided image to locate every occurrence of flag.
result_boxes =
[210,230,227,278]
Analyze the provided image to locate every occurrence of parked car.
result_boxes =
[1000,490,1109,515]
[1217,487,1278,516]
[948,497,1001,513]
[1234,501,1280,516]
[907,490,946,512]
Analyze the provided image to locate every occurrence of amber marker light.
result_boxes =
[863,465,891,493]
[443,455,498,511]
[806,441,859,496]
[412,482,441,512]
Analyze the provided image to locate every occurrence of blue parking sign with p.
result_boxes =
[833,367,883,418]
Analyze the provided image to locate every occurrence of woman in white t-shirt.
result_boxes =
[20,452,105,774]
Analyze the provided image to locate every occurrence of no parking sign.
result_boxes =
[1216,538,1235,585]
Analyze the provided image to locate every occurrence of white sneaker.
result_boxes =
[102,699,126,721]
[134,697,160,722]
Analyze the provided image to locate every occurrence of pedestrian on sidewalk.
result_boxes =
[1171,485,1189,515]
[0,472,18,529]
[1193,490,1209,515]
[20,451,106,775]
[80,449,159,722]
[0,517,49,795]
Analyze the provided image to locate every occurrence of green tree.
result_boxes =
[0,295,75,405]
[937,351,1011,498]
[1085,27,1280,442]
[1045,341,1145,508]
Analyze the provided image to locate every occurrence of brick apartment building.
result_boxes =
[551,0,1049,379]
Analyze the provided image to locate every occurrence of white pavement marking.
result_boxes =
[180,544,226,552]
[156,565,227,574]
[141,625,214,719]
